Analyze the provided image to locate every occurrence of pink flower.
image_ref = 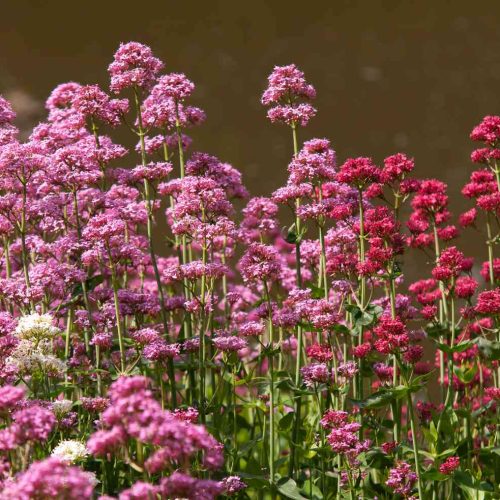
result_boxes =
[459,207,477,227]
[306,344,333,362]
[301,363,330,387]
[381,153,414,184]
[219,476,246,495]
[11,405,56,444]
[0,96,16,125]
[386,461,417,497]
[470,115,500,145]
[239,243,281,284]
[336,157,380,188]
[261,64,316,105]
[159,472,223,500]
[439,456,460,475]
[109,42,163,93]
[212,335,247,352]
[0,385,24,412]
[119,481,158,499]
[262,65,317,127]
[154,73,194,101]
[0,458,95,499]
[455,276,478,298]
[267,103,316,127]
[476,288,500,314]
[72,84,128,126]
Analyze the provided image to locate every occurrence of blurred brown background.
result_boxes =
[1,0,499,275]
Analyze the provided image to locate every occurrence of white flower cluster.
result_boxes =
[51,440,89,463]
[6,313,65,377]
[52,399,73,418]
[15,313,60,341]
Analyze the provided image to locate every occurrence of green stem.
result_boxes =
[72,191,91,354]
[432,221,447,402]
[134,89,177,408]
[290,122,303,479]
[109,257,125,372]
[486,213,495,287]
[354,190,366,407]
[263,280,275,485]
[20,181,32,306]
[408,391,425,499]
[199,242,208,424]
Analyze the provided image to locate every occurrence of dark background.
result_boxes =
[1,0,499,275]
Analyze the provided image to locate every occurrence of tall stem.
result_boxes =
[432,221,447,402]
[134,89,177,407]
[20,181,32,300]
[72,191,91,354]
[486,213,495,287]
[263,280,275,485]
[199,240,208,424]
[354,189,366,406]
[109,256,125,372]
[290,122,303,478]
[436,288,456,440]
[408,391,425,499]
[387,259,401,446]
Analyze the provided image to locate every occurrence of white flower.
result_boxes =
[52,399,73,418]
[51,440,89,463]
[15,313,60,341]
[6,338,66,377]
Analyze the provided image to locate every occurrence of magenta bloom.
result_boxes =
[262,64,317,127]
[261,64,316,105]
[0,385,24,412]
[109,42,164,93]
[386,461,417,497]
[212,335,247,352]
[72,84,129,126]
[336,157,380,189]
[0,96,16,125]
[381,153,414,184]
[239,243,281,284]
[0,458,95,499]
[439,456,460,475]
[470,115,500,145]
[288,138,336,185]
[155,73,194,101]
[476,288,500,314]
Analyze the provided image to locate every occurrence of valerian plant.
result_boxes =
[0,42,498,499]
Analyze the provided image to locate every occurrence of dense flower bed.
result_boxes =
[0,42,498,499]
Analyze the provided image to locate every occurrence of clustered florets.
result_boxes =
[0,41,497,499]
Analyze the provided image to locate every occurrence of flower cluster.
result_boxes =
[0,42,498,500]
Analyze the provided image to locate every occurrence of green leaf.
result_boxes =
[365,449,393,469]
[422,470,448,482]
[307,284,326,299]
[453,363,478,384]
[434,340,473,354]
[424,323,448,340]
[474,337,500,360]
[410,370,435,388]
[351,386,408,409]
[279,412,295,431]
[300,479,323,499]
[277,478,309,500]
[72,275,104,298]
[285,231,297,244]
[453,471,494,493]
[332,324,351,335]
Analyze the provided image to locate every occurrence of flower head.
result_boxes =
[109,42,163,93]
[51,440,89,463]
